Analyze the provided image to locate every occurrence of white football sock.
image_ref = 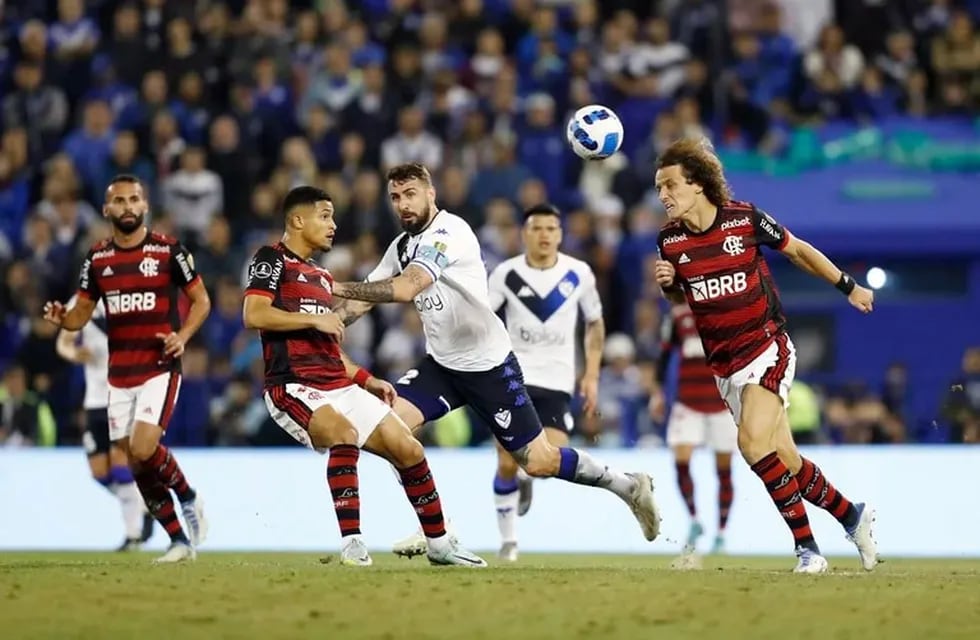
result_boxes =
[495,491,519,544]
[112,481,145,540]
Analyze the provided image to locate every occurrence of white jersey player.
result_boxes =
[329,162,660,559]
[56,295,152,550]
[485,203,606,561]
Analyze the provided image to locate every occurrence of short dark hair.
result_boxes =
[108,173,142,188]
[386,162,432,185]
[523,203,560,222]
[655,138,732,207]
[105,174,145,198]
[281,186,331,218]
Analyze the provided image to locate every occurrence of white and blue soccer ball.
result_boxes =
[566,104,624,160]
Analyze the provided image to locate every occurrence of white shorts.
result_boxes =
[263,383,391,453]
[107,371,182,441]
[666,402,738,452]
[714,332,797,425]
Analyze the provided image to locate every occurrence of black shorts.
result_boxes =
[527,386,573,432]
[82,409,111,456]
[395,352,543,452]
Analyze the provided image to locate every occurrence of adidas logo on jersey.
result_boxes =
[678,253,691,264]
[102,265,114,276]
[297,273,307,282]
[517,286,534,297]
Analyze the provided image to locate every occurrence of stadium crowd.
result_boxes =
[1,0,979,448]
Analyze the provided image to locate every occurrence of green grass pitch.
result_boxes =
[2,552,979,639]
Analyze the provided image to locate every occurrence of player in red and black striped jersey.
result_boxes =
[242,185,485,566]
[653,303,737,555]
[43,175,211,563]
[652,139,878,573]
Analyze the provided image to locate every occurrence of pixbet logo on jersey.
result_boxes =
[105,291,157,314]
[688,272,747,302]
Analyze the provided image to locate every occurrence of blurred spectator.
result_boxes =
[595,333,652,447]
[0,363,57,447]
[943,347,980,443]
[2,61,69,161]
[788,380,823,444]
[804,24,865,91]
[161,146,222,245]
[62,99,116,200]
[381,105,444,172]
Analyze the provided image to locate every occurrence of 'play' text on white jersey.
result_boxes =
[367,209,512,372]
[487,253,603,394]
[68,294,110,410]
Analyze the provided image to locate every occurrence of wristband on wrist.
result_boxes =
[353,368,373,387]
[835,272,856,295]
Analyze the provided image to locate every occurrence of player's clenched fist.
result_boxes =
[314,312,345,340]
[654,260,676,288]
[848,285,874,314]
[43,300,66,326]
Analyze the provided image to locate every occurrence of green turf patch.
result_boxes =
[2,553,978,639]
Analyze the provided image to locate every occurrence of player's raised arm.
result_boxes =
[333,263,434,303]
[757,208,874,314]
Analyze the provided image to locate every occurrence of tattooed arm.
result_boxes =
[331,298,375,326]
[332,264,435,303]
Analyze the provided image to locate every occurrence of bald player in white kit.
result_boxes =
[329,163,661,558]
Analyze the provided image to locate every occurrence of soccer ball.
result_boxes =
[566,104,624,160]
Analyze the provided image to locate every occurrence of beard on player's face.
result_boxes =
[398,201,434,235]
[109,211,144,233]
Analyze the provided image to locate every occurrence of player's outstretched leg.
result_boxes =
[775,422,877,570]
[739,386,826,573]
[672,445,702,551]
[364,413,486,568]
[514,431,661,541]
[493,440,520,561]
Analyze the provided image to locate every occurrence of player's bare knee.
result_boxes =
[128,436,156,463]
[389,434,425,469]
[521,444,560,478]
[737,425,770,464]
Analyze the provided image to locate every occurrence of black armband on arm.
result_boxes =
[835,272,855,295]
